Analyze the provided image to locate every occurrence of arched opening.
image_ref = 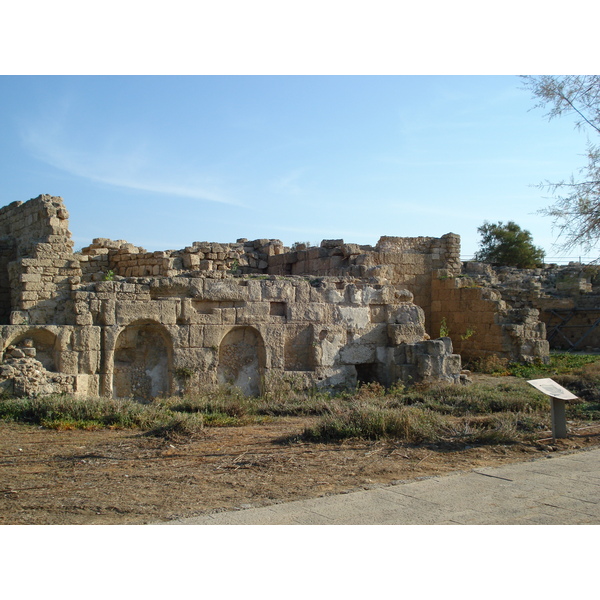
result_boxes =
[3,328,58,371]
[217,326,265,396]
[113,321,172,401]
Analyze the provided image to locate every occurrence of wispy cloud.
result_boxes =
[18,104,243,206]
[269,168,307,196]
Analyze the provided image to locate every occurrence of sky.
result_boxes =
[0,75,597,263]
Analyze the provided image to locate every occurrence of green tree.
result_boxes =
[521,76,600,255]
[475,221,545,268]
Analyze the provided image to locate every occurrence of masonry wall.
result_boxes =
[79,232,463,337]
[430,270,549,363]
[0,196,79,327]
[461,261,600,353]
[0,275,464,398]
[0,194,555,399]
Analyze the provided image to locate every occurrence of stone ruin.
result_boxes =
[0,194,555,400]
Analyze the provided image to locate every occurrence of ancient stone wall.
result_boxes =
[461,261,600,353]
[0,194,555,398]
[0,195,469,398]
[79,232,462,336]
[78,237,286,280]
[0,195,79,327]
[430,270,549,363]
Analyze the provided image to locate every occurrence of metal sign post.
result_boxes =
[527,378,579,440]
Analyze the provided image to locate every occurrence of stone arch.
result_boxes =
[217,326,265,396]
[3,328,58,371]
[113,320,173,401]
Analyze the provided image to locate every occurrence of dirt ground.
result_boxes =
[3,401,600,525]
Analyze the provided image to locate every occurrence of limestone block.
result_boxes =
[361,287,384,305]
[352,323,388,345]
[173,347,218,372]
[258,325,285,369]
[73,327,101,351]
[268,254,286,268]
[116,302,161,326]
[340,243,360,258]
[260,281,295,302]
[417,354,435,378]
[313,365,357,390]
[202,326,225,349]
[439,336,453,354]
[387,323,426,345]
[21,282,44,292]
[202,279,249,302]
[159,300,179,325]
[79,351,100,373]
[10,311,29,325]
[95,281,117,293]
[369,305,387,323]
[291,261,306,275]
[391,303,425,325]
[324,287,347,304]
[336,306,370,329]
[221,308,236,324]
[339,343,376,365]
[317,331,345,366]
[57,351,79,373]
[294,281,311,303]
[74,374,99,396]
[243,280,262,302]
[235,303,271,324]
[100,299,116,326]
[381,286,414,304]
[443,354,462,375]
[190,311,223,325]
[75,313,93,326]
[289,303,328,323]
[343,284,362,305]
[422,339,447,356]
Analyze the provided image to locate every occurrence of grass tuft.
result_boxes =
[1,354,599,445]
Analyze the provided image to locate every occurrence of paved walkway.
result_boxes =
[160,447,600,525]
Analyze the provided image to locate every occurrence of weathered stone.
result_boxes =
[0,194,551,399]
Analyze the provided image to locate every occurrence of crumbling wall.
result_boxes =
[0,195,79,327]
[78,237,286,280]
[0,274,464,398]
[461,261,600,352]
[430,270,549,363]
[79,233,462,333]
[267,234,461,329]
[0,194,556,399]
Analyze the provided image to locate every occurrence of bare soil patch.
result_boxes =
[3,409,600,525]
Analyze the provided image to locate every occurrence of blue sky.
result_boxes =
[0,75,595,262]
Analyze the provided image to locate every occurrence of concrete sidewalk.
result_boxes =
[159,447,600,525]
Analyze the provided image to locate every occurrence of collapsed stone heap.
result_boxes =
[0,194,552,399]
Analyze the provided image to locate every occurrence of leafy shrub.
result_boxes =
[474,221,545,268]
